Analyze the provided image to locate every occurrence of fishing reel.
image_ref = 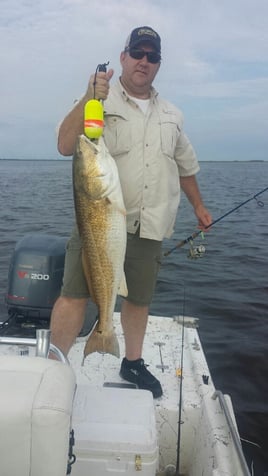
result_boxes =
[187,233,206,260]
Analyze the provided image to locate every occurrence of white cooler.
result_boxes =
[71,385,158,475]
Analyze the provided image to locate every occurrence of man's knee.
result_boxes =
[58,295,88,306]
[51,295,88,318]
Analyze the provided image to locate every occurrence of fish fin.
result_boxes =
[83,328,120,359]
[106,197,126,216]
[118,272,128,297]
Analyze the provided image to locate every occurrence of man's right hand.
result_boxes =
[87,69,114,101]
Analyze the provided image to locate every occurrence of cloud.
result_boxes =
[0,0,268,160]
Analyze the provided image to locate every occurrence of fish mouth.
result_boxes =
[75,134,101,162]
[79,134,99,150]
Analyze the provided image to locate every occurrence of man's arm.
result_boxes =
[180,175,212,230]
[57,99,86,156]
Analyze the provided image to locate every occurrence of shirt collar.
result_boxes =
[116,78,158,101]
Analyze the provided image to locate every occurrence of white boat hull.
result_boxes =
[0,313,249,476]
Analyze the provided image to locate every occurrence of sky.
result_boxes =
[0,0,268,161]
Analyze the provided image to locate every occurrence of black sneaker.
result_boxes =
[119,358,163,398]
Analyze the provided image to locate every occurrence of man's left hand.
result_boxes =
[194,204,212,231]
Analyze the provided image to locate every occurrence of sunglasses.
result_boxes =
[125,47,161,64]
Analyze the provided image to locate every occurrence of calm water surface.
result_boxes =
[0,159,267,474]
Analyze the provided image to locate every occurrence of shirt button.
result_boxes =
[144,185,148,189]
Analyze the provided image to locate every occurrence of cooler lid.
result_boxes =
[72,385,157,454]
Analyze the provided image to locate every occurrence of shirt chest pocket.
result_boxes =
[103,113,131,157]
[159,111,181,159]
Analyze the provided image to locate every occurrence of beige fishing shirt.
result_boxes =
[103,80,199,241]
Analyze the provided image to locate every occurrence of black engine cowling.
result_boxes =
[6,234,66,319]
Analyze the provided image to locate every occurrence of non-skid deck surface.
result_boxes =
[68,313,214,473]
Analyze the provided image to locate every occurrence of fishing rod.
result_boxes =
[175,289,186,476]
[164,185,268,258]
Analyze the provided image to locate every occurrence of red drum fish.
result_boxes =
[73,135,127,359]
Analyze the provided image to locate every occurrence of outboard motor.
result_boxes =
[6,234,66,319]
[2,233,98,338]
[1,234,66,337]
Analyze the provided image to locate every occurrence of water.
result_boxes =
[0,159,268,473]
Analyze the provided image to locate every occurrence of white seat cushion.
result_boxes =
[0,356,76,476]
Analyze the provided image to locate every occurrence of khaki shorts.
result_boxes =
[61,226,162,306]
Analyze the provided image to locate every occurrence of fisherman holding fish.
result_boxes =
[50,26,212,398]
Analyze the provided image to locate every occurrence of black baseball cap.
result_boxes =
[125,26,161,53]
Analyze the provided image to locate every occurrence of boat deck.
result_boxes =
[68,313,217,474]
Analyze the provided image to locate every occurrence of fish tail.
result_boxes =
[83,328,120,359]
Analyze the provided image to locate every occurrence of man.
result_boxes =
[50,26,212,398]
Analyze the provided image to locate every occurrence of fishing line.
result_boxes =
[164,185,268,257]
